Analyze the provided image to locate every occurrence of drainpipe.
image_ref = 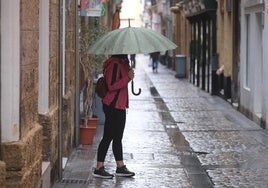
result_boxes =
[75,0,80,146]
[58,0,65,180]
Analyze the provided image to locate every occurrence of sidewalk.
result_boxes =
[54,55,268,188]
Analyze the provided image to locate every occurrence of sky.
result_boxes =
[120,0,143,28]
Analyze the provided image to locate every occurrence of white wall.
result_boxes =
[240,1,267,127]
[1,0,20,142]
[263,0,268,125]
[38,0,50,114]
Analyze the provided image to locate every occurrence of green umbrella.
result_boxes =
[87,26,177,55]
[87,26,177,96]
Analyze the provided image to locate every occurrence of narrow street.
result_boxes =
[55,55,268,188]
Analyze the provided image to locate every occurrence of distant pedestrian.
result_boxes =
[93,54,135,179]
[163,51,168,66]
[150,51,160,72]
[130,54,136,68]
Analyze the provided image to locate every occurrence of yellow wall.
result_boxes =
[217,0,233,77]
[173,10,191,77]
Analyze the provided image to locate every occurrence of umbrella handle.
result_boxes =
[131,81,141,96]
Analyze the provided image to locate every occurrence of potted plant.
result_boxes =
[79,17,107,144]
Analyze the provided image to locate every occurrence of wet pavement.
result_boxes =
[54,55,268,188]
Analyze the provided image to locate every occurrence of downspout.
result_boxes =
[75,0,80,146]
[58,0,64,179]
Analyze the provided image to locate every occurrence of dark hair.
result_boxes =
[111,54,129,64]
[112,54,128,59]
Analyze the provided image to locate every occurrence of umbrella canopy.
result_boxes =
[87,27,177,55]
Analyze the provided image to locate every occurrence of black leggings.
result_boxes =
[97,104,126,162]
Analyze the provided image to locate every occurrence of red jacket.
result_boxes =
[102,56,131,110]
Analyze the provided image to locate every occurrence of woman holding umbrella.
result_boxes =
[93,54,135,179]
[88,25,177,179]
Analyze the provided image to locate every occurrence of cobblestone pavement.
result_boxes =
[54,55,268,188]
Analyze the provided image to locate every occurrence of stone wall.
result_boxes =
[62,91,75,156]
[62,0,76,157]
[0,162,6,187]
[49,0,60,109]
[39,0,77,183]
[38,0,61,183]
[0,0,44,187]
[20,0,39,138]
[2,124,43,188]
[0,0,77,186]
[39,107,59,183]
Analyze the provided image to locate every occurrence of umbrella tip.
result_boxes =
[128,18,131,27]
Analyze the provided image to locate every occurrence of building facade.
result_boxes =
[216,0,240,103]
[0,0,77,187]
[240,0,267,128]
[172,0,218,93]
[159,0,268,129]
[145,0,177,68]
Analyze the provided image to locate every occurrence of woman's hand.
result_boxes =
[128,69,135,80]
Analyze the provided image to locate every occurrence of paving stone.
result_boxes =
[54,55,268,188]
